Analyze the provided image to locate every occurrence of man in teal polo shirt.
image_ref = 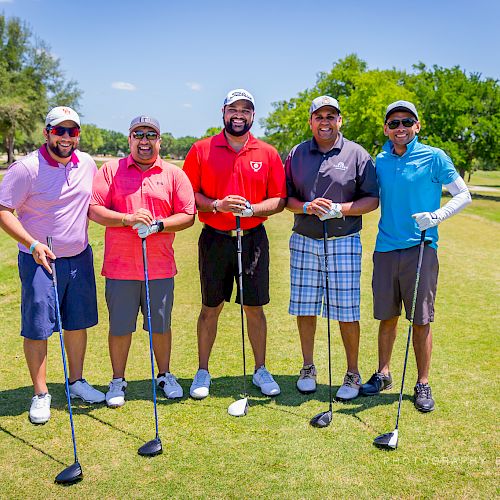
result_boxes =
[361,100,471,412]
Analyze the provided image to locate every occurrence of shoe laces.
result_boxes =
[194,370,209,385]
[109,379,125,392]
[300,364,316,379]
[32,394,49,408]
[415,383,432,399]
[164,373,178,386]
[343,372,360,388]
[256,366,274,384]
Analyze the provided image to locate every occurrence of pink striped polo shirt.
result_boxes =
[0,145,97,257]
[90,155,196,280]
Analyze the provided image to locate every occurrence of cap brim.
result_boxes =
[385,107,418,121]
[47,118,80,127]
[129,124,161,135]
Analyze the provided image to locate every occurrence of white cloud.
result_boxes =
[186,82,202,92]
[111,81,137,91]
[183,103,192,108]
[0,0,14,3]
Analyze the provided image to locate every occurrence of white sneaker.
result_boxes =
[106,378,127,407]
[190,369,211,399]
[157,373,183,399]
[336,371,361,401]
[252,366,280,396]
[69,379,105,403]
[296,364,317,394]
[29,393,51,424]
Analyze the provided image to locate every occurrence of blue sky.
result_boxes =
[3,0,499,137]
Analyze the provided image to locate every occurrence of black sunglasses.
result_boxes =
[46,125,80,137]
[132,130,159,140]
[386,118,417,130]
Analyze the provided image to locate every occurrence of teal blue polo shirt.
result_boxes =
[375,136,459,251]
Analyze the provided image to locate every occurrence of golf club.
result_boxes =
[373,230,427,450]
[137,238,162,457]
[310,220,334,428]
[227,216,249,417]
[46,236,83,485]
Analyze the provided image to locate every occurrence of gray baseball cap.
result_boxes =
[129,115,161,135]
[385,100,419,121]
[309,95,340,115]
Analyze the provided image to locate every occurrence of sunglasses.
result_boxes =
[46,125,80,137]
[386,118,417,130]
[132,130,159,140]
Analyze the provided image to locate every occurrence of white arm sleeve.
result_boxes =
[434,177,472,222]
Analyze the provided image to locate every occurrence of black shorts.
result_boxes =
[198,224,270,307]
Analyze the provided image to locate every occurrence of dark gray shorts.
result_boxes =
[372,245,438,325]
[105,278,174,336]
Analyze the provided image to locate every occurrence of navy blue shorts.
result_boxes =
[18,245,98,340]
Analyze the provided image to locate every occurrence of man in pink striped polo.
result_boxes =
[89,115,195,408]
[0,106,105,425]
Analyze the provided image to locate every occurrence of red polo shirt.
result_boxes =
[183,131,285,230]
[91,154,196,280]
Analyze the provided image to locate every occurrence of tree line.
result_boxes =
[1,15,499,177]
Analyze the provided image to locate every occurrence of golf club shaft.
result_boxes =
[46,236,79,464]
[395,230,427,430]
[322,222,333,412]
[236,217,247,397]
[142,238,160,440]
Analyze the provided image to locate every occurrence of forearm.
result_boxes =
[340,196,379,216]
[88,205,128,227]
[161,213,195,233]
[0,207,38,249]
[286,197,306,214]
[437,178,471,220]
[252,197,286,216]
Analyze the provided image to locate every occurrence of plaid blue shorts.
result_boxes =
[289,232,361,322]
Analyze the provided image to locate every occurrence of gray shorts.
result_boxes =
[105,278,174,336]
[372,245,438,325]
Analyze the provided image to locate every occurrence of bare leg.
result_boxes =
[297,316,316,366]
[244,305,266,369]
[152,331,172,374]
[24,338,48,394]
[63,329,87,383]
[378,317,399,375]
[413,324,432,384]
[109,333,132,379]
[339,321,360,374]
[197,303,224,371]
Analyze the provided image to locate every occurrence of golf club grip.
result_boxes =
[46,236,57,281]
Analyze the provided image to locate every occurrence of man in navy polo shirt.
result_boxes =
[361,100,471,412]
[285,96,379,401]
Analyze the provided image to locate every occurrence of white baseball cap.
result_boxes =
[223,88,255,108]
[45,106,81,127]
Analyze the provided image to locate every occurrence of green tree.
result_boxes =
[79,124,103,155]
[97,129,128,156]
[160,132,175,158]
[202,127,222,138]
[0,15,81,163]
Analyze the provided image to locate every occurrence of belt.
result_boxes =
[203,224,263,238]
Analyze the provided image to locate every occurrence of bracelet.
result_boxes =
[29,240,40,253]
[121,214,127,226]
[212,200,219,214]
[303,202,310,214]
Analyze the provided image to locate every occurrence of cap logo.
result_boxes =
[62,108,71,115]
[250,161,262,172]
[322,97,331,104]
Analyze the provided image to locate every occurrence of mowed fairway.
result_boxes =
[0,187,498,498]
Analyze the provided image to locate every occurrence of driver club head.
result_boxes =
[373,429,398,450]
[54,461,83,485]
[138,437,163,457]
[228,397,248,417]
[309,410,332,428]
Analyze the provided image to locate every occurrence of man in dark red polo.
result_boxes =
[183,88,286,399]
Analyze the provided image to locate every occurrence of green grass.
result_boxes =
[468,170,500,188]
[0,203,498,498]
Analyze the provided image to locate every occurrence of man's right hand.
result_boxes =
[32,242,56,273]
[123,208,154,227]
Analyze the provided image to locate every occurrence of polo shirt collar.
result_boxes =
[125,153,164,171]
[383,135,419,156]
[213,130,259,150]
[39,144,80,167]
[309,133,344,154]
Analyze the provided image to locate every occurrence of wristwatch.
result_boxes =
[212,199,219,214]
[156,220,165,232]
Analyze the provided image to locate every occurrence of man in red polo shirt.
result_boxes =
[183,89,286,399]
[89,116,195,407]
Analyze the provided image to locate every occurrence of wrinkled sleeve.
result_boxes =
[182,145,201,193]
[266,149,286,198]
[0,161,32,210]
[173,168,197,215]
[90,162,112,207]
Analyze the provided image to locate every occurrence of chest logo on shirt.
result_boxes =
[332,161,347,171]
[250,161,262,172]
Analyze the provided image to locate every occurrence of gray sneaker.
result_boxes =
[296,364,317,394]
[336,371,361,401]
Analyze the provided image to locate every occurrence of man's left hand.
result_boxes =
[412,212,439,231]
[133,220,162,238]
